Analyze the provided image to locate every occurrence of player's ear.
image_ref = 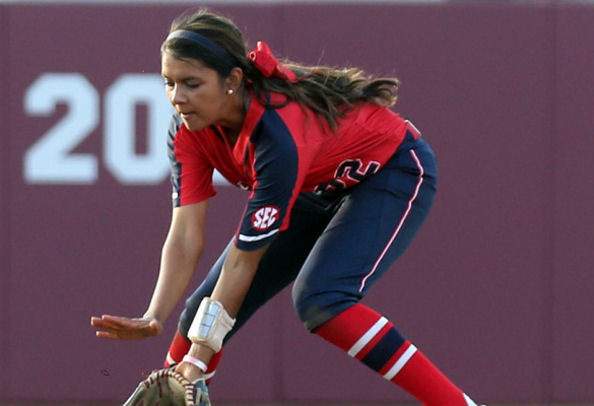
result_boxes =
[225,67,244,92]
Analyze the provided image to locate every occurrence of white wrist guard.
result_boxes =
[187,297,236,352]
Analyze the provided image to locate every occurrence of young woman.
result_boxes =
[91,9,483,406]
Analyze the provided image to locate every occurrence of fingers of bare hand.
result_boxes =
[91,315,160,340]
[91,319,125,333]
[95,330,121,339]
[102,316,144,331]
[99,315,133,326]
[91,316,135,339]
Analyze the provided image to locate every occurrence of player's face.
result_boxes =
[161,52,232,132]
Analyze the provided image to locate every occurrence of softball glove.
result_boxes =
[122,366,210,406]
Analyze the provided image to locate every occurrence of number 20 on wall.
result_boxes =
[23,73,172,185]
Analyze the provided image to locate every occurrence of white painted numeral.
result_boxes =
[24,73,99,184]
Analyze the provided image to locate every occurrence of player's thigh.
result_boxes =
[293,139,437,329]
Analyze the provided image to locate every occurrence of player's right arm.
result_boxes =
[144,201,208,326]
[91,114,214,340]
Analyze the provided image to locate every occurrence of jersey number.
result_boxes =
[315,159,380,193]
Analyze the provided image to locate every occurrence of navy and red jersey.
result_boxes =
[167,92,413,250]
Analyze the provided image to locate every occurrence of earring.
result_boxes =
[226,89,234,95]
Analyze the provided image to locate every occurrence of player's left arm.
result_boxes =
[175,242,269,382]
[212,243,269,317]
[176,115,303,381]
[215,116,303,312]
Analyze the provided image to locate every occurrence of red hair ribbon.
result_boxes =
[248,41,297,83]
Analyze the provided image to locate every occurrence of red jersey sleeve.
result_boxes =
[167,114,217,207]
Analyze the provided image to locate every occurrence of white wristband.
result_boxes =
[187,297,236,352]
[182,354,208,373]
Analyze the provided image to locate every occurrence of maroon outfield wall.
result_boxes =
[1,2,593,404]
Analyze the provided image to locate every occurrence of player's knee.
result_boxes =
[292,284,356,332]
[177,307,193,338]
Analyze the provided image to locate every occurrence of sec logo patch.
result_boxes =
[252,206,280,231]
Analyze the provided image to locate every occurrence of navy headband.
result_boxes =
[165,30,238,68]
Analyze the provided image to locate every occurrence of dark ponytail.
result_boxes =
[162,9,400,129]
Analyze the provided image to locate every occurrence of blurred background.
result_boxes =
[1,0,593,405]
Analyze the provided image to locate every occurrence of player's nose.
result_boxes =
[169,84,187,104]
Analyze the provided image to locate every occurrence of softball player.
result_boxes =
[91,9,483,406]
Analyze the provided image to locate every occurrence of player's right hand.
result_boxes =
[90,315,163,340]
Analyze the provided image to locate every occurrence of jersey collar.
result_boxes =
[232,95,265,164]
